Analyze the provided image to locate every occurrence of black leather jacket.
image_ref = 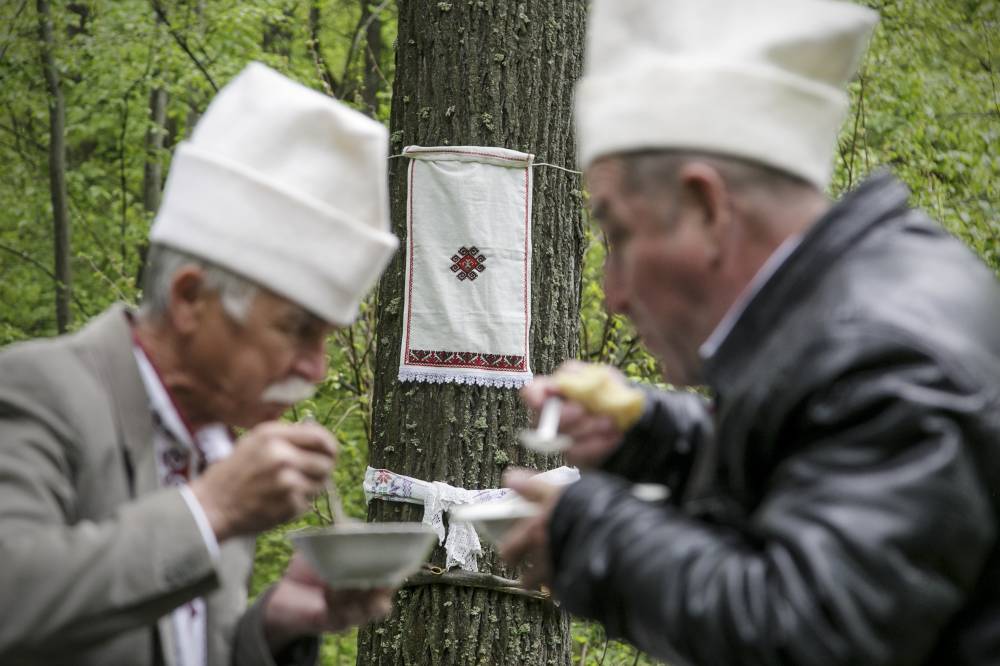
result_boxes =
[549,173,1000,666]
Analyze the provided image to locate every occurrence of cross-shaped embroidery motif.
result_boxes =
[450,246,487,281]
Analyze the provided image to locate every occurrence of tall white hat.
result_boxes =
[575,0,878,188]
[151,62,398,325]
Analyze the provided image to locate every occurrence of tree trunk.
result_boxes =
[262,4,295,62]
[143,64,168,214]
[360,0,383,117]
[358,1,586,664]
[38,0,71,333]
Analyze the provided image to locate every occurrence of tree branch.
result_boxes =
[307,1,338,96]
[402,565,552,602]
[149,0,217,92]
[0,242,90,316]
[336,0,391,100]
[0,0,30,65]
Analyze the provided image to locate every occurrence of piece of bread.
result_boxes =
[553,364,644,431]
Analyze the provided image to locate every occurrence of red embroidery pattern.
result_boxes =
[450,246,487,281]
[407,349,526,370]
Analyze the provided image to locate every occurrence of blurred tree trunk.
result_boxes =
[308,1,338,96]
[358,1,587,664]
[137,82,167,285]
[360,0,383,116]
[143,88,168,215]
[142,14,167,218]
[262,3,295,62]
[37,0,71,333]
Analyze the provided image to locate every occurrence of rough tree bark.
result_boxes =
[358,1,586,664]
[37,0,71,333]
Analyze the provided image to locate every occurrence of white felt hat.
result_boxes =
[151,62,398,325]
[575,0,878,188]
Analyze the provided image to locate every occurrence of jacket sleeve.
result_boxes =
[598,387,711,499]
[232,588,320,666]
[0,371,219,659]
[548,340,996,666]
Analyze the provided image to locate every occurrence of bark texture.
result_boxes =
[358,1,586,664]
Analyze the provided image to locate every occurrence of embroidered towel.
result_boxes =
[398,145,533,389]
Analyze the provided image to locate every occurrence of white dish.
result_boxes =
[450,497,540,546]
[290,522,437,589]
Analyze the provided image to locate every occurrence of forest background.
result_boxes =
[0,0,997,664]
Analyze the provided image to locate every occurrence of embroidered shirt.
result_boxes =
[131,343,233,666]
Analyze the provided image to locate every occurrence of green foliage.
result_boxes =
[0,0,996,664]
[0,0,397,344]
[834,0,999,273]
[577,208,663,385]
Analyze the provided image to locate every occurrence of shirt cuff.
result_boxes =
[179,484,221,562]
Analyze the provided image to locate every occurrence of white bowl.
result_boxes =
[450,497,540,546]
[290,522,437,589]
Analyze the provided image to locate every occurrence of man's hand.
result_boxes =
[498,468,566,590]
[190,421,337,541]
[263,554,394,654]
[521,361,627,469]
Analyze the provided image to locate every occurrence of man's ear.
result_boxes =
[676,162,732,265]
[166,266,209,335]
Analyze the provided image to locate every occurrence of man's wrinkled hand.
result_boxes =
[190,421,337,541]
[263,554,394,655]
[498,468,566,590]
[520,361,627,469]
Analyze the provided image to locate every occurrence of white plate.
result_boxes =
[290,522,437,589]
[450,497,540,546]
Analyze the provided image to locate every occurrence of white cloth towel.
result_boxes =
[363,465,578,571]
[397,145,534,389]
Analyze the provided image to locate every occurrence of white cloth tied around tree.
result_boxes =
[363,465,579,571]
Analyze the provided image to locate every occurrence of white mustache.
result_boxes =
[261,377,317,404]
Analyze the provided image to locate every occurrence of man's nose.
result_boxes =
[293,339,328,383]
[603,270,629,316]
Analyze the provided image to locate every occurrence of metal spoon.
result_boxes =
[325,476,354,525]
[301,413,354,525]
[517,397,572,453]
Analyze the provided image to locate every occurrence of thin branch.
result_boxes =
[149,0,217,92]
[365,41,390,90]
[845,67,867,189]
[0,120,44,163]
[80,252,132,304]
[402,565,552,601]
[982,20,1000,117]
[307,1,338,97]
[0,242,90,316]
[336,0,391,99]
[0,0,30,65]
[118,64,151,267]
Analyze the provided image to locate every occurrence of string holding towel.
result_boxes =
[389,152,582,175]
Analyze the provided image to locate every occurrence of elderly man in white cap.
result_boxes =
[0,63,398,665]
[503,1,1000,664]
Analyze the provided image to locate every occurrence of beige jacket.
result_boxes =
[0,305,311,666]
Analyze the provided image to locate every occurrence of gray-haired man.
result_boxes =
[503,2,1000,664]
[0,63,398,666]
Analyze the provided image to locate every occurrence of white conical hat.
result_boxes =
[576,0,878,188]
[151,62,398,325]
